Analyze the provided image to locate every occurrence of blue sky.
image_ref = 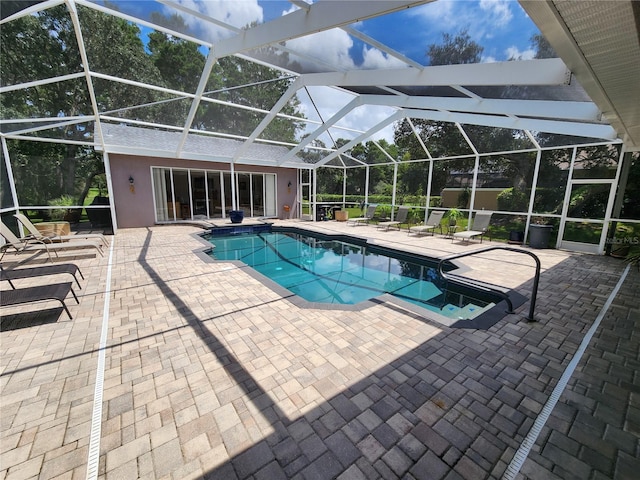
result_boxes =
[356,0,542,64]
[256,0,542,66]
[128,0,542,68]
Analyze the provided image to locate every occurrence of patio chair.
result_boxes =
[347,204,377,226]
[1,281,78,320]
[14,213,109,247]
[1,221,103,262]
[408,210,445,236]
[1,263,84,289]
[453,212,493,243]
[377,206,410,231]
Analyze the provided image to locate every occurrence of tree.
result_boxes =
[426,28,483,66]
[1,3,164,209]
[1,3,305,211]
[346,140,395,195]
[393,30,485,200]
[532,33,556,59]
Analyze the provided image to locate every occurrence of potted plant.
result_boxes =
[447,208,461,226]
[625,249,640,270]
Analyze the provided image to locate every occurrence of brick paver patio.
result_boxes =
[1,221,638,479]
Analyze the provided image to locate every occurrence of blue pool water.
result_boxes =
[205,230,495,320]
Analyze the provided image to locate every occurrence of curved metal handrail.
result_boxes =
[438,246,541,322]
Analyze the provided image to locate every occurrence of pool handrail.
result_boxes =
[437,246,541,322]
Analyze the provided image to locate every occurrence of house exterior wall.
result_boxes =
[441,188,504,210]
[109,154,298,228]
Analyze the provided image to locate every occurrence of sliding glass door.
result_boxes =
[152,167,276,222]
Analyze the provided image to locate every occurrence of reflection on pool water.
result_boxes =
[206,230,496,320]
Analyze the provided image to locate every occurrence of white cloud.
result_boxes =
[361,47,408,70]
[297,89,397,144]
[334,104,398,142]
[170,0,264,43]
[280,3,300,16]
[300,86,357,122]
[505,46,536,60]
[479,0,513,27]
[408,0,457,27]
[285,29,357,71]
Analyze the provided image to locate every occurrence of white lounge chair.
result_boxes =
[453,212,493,243]
[408,210,444,236]
[14,213,109,247]
[347,204,377,226]
[1,221,103,262]
[377,206,410,231]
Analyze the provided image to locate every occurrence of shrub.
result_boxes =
[48,195,75,221]
[497,188,528,212]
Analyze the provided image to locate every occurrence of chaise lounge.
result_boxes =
[347,204,377,226]
[452,212,493,243]
[408,210,445,236]
[14,213,109,247]
[1,221,104,262]
[0,281,79,320]
[377,206,410,231]
[1,263,84,289]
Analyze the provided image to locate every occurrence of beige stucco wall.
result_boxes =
[441,188,504,210]
[109,154,298,228]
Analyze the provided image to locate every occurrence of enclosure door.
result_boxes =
[558,180,616,254]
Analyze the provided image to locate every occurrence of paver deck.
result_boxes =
[1,220,638,479]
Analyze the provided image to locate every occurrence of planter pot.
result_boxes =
[229,210,244,224]
[64,208,82,223]
[610,243,631,258]
[529,224,553,248]
[508,230,524,245]
[334,210,348,222]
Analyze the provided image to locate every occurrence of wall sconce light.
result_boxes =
[287,180,292,193]
[129,175,135,193]
[287,181,292,188]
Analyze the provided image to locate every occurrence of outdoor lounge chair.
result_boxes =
[408,210,445,236]
[1,221,103,262]
[453,212,493,243]
[0,281,78,319]
[14,213,109,247]
[377,206,410,231]
[1,263,84,289]
[347,204,377,226]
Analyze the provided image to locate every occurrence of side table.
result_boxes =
[444,225,457,239]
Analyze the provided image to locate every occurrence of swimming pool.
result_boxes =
[204,228,518,326]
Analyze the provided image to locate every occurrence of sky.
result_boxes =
[159,0,542,66]
[110,0,545,144]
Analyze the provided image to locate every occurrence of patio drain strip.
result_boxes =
[503,263,631,480]
[86,240,116,480]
